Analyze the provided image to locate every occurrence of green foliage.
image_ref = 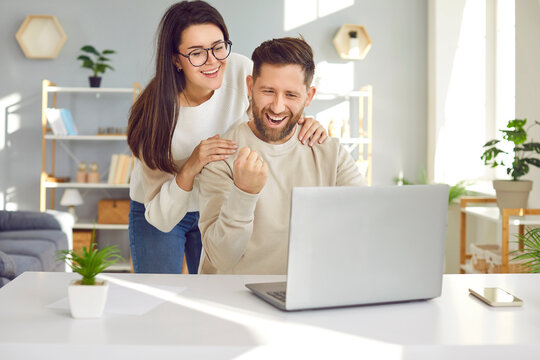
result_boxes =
[393,168,471,205]
[56,229,123,285]
[511,227,540,273]
[76,45,116,77]
[481,118,540,180]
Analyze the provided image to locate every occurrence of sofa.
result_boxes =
[0,210,73,287]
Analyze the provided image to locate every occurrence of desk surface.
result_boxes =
[1,272,539,359]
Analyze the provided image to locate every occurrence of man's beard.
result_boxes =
[251,100,303,142]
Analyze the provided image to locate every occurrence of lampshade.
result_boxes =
[60,189,83,207]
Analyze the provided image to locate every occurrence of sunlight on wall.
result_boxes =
[435,0,486,185]
[0,93,22,151]
[314,61,354,94]
[283,0,354,31]
[6,187,18,211]
[433,0,515,185]
[495,0,515,179]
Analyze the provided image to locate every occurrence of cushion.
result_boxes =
[0,250,16,279]
[0,211,61,231]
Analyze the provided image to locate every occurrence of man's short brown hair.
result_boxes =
[251,37,315,87]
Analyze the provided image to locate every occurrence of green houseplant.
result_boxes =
[76,45,116,88]
[511,227,540,273]
[481,118,540,210]
[56,230,123,318]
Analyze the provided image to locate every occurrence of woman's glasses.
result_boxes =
[177,40,232,67]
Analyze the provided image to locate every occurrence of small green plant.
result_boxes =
[511,227,540,273]
[76,45,115,77]
[481,118,540,180]
[56,229,123,285]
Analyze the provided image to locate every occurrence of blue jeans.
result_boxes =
[129,200,202,274]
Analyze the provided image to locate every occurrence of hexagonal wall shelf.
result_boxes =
[333,24,372,60]
[15,15,67,59]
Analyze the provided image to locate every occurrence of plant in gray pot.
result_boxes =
[481,118,540,212]
[76,45,115,88]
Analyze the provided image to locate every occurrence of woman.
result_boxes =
[127,0,327,274]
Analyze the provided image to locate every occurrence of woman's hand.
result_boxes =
[297,116,328,146]
[176,134,237,191]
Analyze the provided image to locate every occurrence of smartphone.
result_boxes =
[469,287,523,307]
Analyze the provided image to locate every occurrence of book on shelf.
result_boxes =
[45,108,78,135]
[45,108,66,135]
[60,109,78,135]
[107,153,134,184]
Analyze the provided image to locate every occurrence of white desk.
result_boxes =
[1,272,539,359]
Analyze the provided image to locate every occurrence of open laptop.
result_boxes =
[246,184,449,311]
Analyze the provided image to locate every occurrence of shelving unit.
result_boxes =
[459,197,540,273]
[315,85,373,185]
[40,80,140,271]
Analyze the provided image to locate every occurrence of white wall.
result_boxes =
[516,0,540,207]
[0,0,428,211]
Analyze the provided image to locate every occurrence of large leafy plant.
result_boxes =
[56,230,123,285]
[512,227,540,273]
[76,45,115,77]
[481,118,540,180]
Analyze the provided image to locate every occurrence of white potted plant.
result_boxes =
[481,118,540,211]
[56,231,123,318]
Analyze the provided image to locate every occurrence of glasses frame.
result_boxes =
[176,40,232,67]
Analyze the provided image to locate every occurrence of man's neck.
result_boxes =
[247,121,296,145]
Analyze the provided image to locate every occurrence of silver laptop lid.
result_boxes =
[285,185,449,310]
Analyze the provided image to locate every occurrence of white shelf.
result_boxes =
[45,86,134,93]
[103,262,131,272]
[45,134,127,141]
[74,222,128,230]
[462,207,540,225]
[44,182,129,189]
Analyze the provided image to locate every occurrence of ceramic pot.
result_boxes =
[493,179,532,212]
[68,279,109,318]
[88,76,102,88]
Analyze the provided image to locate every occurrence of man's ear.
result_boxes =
[304,86,316,107]
[246,75,254,98]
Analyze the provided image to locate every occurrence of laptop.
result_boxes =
[246,184,449,311]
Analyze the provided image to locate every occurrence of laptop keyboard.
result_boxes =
[268,291,286,303]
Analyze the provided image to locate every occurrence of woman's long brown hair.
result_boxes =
[127,1,229,174]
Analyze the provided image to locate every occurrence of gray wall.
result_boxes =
[0,0,428,211]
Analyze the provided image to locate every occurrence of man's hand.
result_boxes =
[233,147,268,194]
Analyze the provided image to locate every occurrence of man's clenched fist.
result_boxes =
[233,147,268,194]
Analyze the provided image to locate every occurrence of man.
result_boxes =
[198,37,364,274]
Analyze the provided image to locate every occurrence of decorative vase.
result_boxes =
[68,279,109,318]
[88,76,101,88]
[492,179,533,212]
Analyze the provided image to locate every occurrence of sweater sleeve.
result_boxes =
[139,160,191,233]
[198,160,259,272]
[336,144,366,186]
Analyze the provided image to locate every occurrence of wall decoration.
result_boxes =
[333,24,372,60]
[15,15,67,59]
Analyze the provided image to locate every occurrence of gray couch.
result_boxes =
[0,210,71,287]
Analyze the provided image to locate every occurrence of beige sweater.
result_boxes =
[198,122,365,274]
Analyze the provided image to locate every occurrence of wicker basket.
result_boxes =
[471,244,500,273]
[486,249,530,273]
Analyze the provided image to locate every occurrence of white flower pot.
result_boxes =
[493,180,533,213]
[68,279,109,319]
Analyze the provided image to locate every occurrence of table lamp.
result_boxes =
[60,189,83,222]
